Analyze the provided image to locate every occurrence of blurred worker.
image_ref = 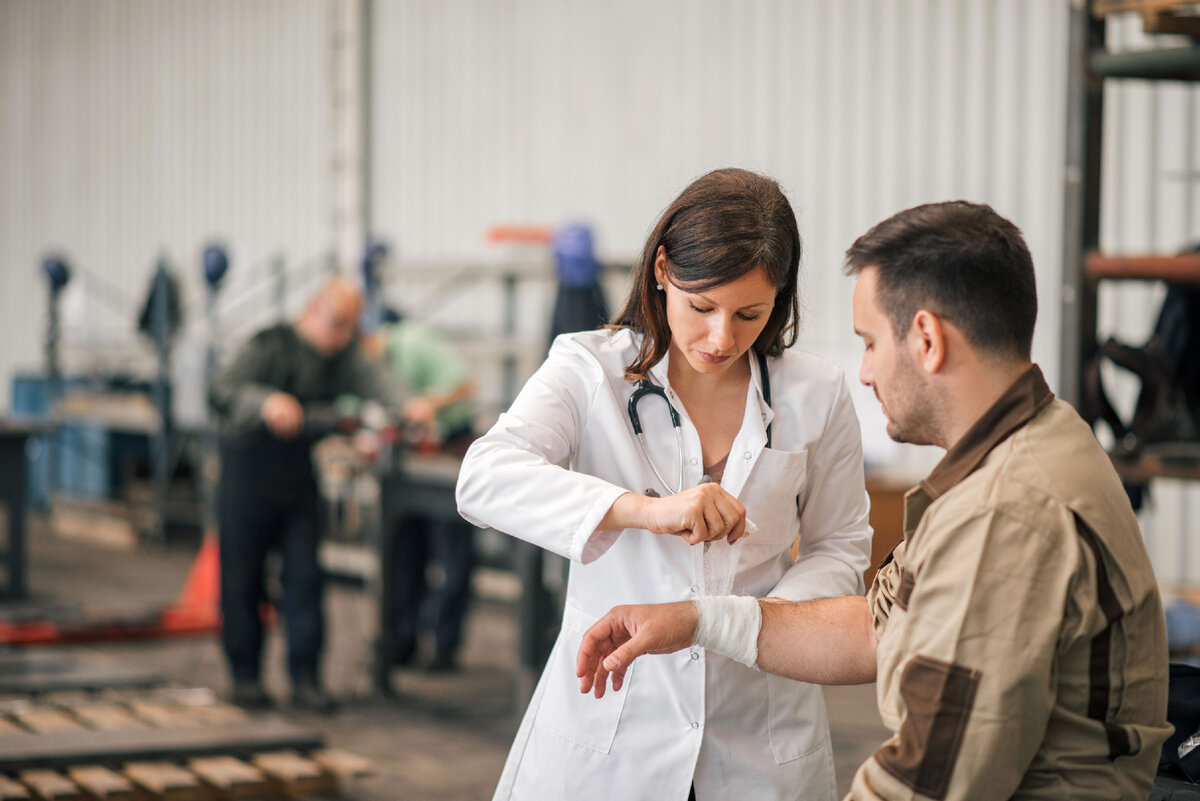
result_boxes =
[577,202,1170,801]
[376,309,476,671]
[209,276,403,712]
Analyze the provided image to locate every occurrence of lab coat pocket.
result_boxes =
[766,672,830,764]
[740,448,808,545]
[538,604,635,754]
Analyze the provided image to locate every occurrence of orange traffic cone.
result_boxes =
[162,534,221,632]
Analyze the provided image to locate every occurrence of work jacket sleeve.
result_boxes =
[849,505,1069,801]
[207,332,280,437]
[455,337,629,564]
[769,374,872,602]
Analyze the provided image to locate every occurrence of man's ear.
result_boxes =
[910,310,947,373]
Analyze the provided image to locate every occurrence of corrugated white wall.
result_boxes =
[369,0,1072,473]
[2,0,1198,581]
[0,0,331,421]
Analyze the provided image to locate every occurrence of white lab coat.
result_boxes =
[456,328,872,801]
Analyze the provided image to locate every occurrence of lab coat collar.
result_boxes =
[748,348,776,435]
[644,348,776,438]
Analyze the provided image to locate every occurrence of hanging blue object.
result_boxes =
[361,240,389,291]
[202,244,229,287]
[553,223,600,288]
[42,256,71,293]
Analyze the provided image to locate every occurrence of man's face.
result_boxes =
[852,268,938,446]
[304,287,362,354]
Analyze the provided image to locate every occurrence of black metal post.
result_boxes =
[150,260,173,544]
[1060,0,1106,411]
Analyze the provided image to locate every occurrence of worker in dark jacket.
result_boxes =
[209,276,403,712]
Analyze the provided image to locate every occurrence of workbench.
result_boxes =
[372,452,554,698]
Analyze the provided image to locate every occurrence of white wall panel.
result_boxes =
[369,0,1072,473]
[0,0,330,422]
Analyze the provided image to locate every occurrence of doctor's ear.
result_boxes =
[654,247,669,289]
[909,310,947,373]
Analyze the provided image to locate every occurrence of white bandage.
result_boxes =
[692,595,762,668]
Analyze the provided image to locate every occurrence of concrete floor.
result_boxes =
[12,518,891,800]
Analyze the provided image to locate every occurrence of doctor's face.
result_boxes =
[852,268,938,446]
[656,255,776,378]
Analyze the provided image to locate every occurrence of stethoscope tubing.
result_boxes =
[628,381,685,495]
[626,350,773,497]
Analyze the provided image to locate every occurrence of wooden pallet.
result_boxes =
[0,688,373,800]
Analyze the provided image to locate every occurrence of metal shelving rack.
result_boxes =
[1060,0,1200,482]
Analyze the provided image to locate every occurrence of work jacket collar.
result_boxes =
[903,364,1053,537]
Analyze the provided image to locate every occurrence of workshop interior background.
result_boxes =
[0,0,1199,797]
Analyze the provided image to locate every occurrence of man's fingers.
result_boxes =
[610,664,628,693]
[601,635,653,674]
[591,662,610,699]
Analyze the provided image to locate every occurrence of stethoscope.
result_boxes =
[627,350,772,496]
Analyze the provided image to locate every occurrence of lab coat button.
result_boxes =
[690,457,698,466]
[691,721,700,729]
[689,584,698,594]
[743,451,752,459]
[690,651,699,661]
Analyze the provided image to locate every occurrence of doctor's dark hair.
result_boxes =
[612,168,802,381]
[843,201,1037,360]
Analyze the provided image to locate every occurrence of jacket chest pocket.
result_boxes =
[537,604,635,754]
[739,448,808,547]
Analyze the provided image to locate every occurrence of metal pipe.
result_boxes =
[1091,46,1200,81]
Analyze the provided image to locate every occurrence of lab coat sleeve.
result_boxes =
[769,374,872,602]
[455,337,631,564]
[849,507,1066,801]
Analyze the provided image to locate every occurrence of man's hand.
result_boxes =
[261,392,304,439]
[402,396,437,426]
[576,602,699,698]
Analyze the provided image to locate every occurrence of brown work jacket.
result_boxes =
[852,366,1170,801]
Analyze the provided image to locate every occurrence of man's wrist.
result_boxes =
[692,595,762,668]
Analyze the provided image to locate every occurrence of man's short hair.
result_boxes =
[843,201,1037,360]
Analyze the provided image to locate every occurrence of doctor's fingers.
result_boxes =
[708,493,748,544]
[683,495,745,545]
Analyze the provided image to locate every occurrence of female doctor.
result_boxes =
[456,168,871,801]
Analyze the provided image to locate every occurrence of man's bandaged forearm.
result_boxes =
[692,595,762,668]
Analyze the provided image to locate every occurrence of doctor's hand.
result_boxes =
[600,486,748,545]
[576,601,698,699]
[650,483,749,545]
